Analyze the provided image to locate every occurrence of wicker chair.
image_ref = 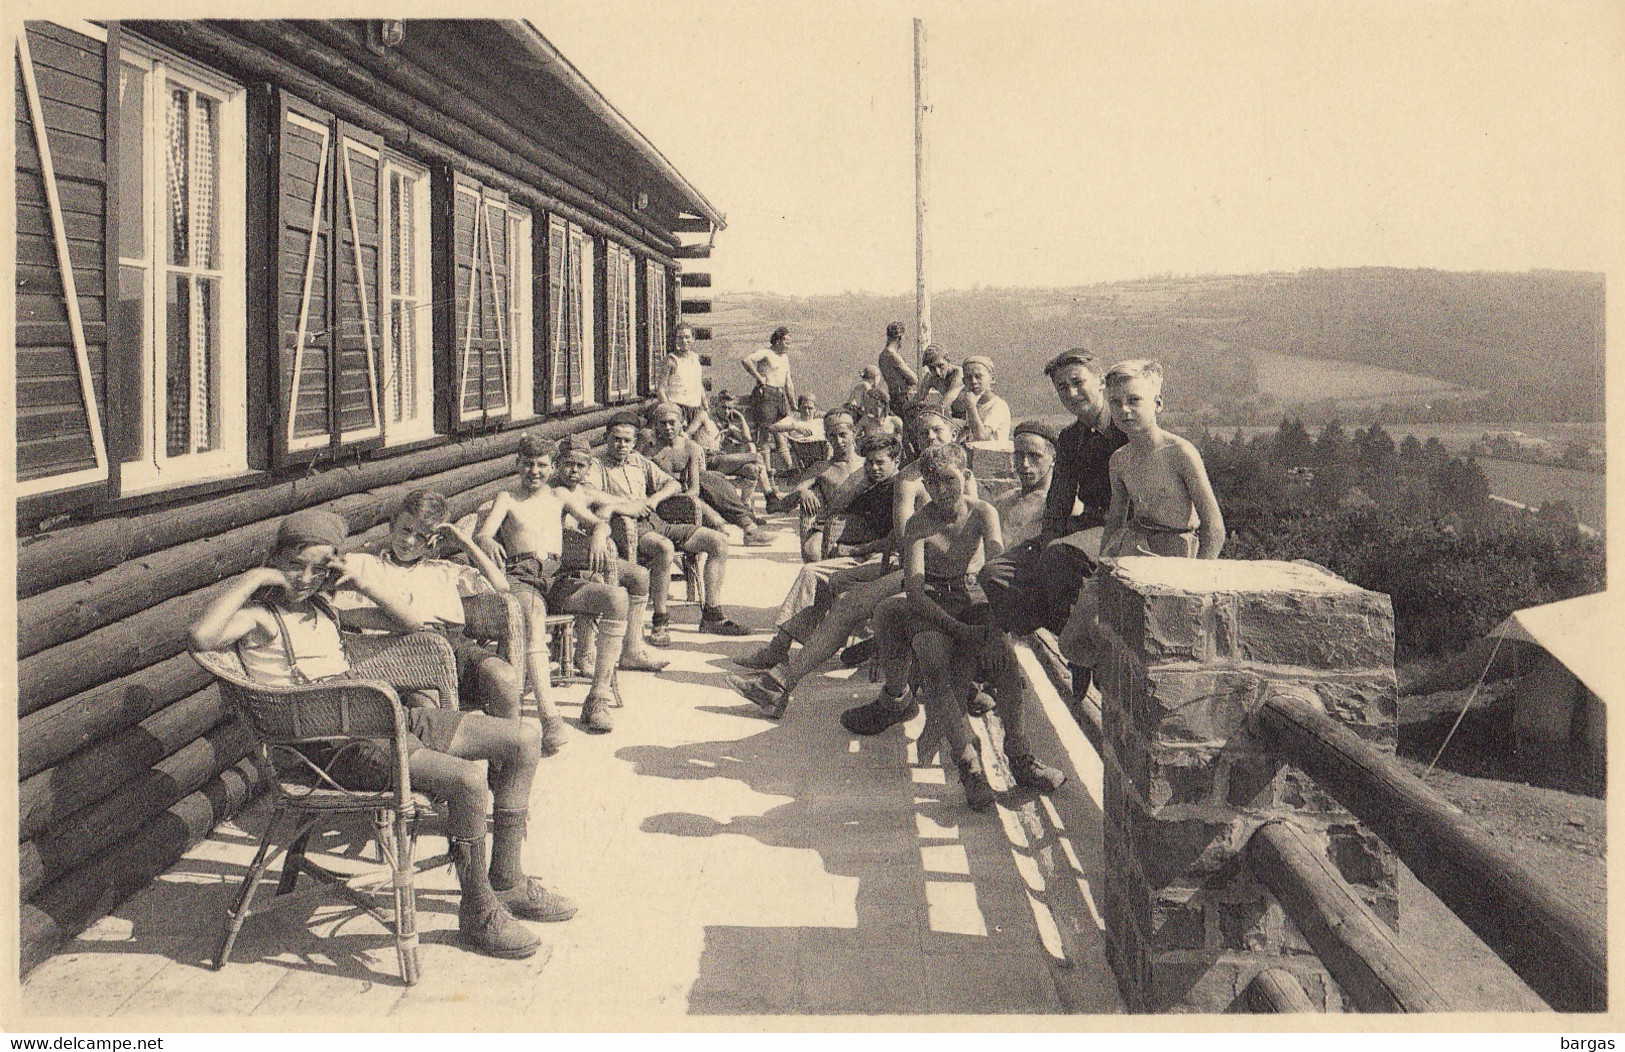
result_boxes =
[192,631,461,987]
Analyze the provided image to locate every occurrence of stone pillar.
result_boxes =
[1095,557,1397,1013]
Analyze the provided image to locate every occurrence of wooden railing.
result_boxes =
[1254,686,1607,1012]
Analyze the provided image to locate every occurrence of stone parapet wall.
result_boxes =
[1095,557,1397,1013]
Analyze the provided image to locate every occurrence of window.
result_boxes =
[380,154,434,443]
[450,178,535,426]
[115,40,246,494]
[604,242,636,403]
[546,214,595,410]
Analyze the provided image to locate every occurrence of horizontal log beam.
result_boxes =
[1245,821,1449,1013]
[20,684,227,840]
[123,22,678,268]
[1244,968,1321,1013]
[679,272,711,288]
[670,217,713,234]
[19,406,626,597]
[21,719,253,900]
[672,244,711,259]
[679,300,712,315]
[22,758,263,975]
[1257,689,1607,1012]
[690,327,712,341]
[19,651,211,779]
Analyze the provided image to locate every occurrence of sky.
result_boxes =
[533,0,1625,297]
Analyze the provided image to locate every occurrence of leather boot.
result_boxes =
[450,836,541,960]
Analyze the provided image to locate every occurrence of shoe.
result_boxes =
[838,637,875,668]
[580,694,614,733]
[958,763,997,813]
[540,715,569,756]
[494,878,579,923]
[965,689,995,717]
[1009,753,1067,792]
[736,643,788,670]
[839,692,918,736]
[459,902,542,959]
[699,612,751,637]
[725,673,789,719]
[647,622,672,647]
[741,529,773,547]
[620,652,671,672]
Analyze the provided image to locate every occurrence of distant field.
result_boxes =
[1477,458,1606,531]
[1250,349,1478,405]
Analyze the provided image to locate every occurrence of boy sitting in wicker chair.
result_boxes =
[189,509,575,961]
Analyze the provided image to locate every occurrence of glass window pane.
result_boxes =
[198,277,220,451]
[165,274,190,456]
[117,64,145,259]
[194,96,219,270]
[165,88,189,267]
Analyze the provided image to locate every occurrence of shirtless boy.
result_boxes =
[643,402,770,546]
[1056,359,1224,668]
[774,408,864,561]
[476,434,643,734]
[852,445,1066,811]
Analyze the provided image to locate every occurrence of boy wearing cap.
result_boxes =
[594,413,750,638]
[847,364,882,413]
[771,408,864,562]
[190,509,575,960]
[953,355,1012,443]
[978,348,1126,699]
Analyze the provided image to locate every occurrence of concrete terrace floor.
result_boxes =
[18,520,1124,1027]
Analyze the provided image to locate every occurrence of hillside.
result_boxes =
[700,269,1603,422]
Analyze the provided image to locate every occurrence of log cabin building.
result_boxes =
[13,18,722,972]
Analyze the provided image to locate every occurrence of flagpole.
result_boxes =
[914,17,931,365]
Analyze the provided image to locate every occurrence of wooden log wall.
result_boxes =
[18,405,628,974]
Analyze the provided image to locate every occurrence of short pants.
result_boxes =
[291,690,467,793]
[506,553,602,608]
[751,384,790,430]
[642,511,701,549]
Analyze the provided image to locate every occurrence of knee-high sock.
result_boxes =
[489,807,527,891]
[592,618,627,698]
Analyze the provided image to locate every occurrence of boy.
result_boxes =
[594,413,750,638]
[657,322,706,431]
[913,344,964,409]
[476,434,650,734]
[977,348,1125,700]
[643,402,770,546]
[726,411,978,718]
[736,430,903,671]
[189,509,575,959]
[953,355,1012,443]
[772,408,864,561]
[854,445,1064,811]
[331,490,546,736]
[877,321,918,414]
[1056,359,1224,668]
[996,420,1059,547]
[742,326,797,466]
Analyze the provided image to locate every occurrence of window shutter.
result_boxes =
[546,214,569,410]
[644,260,669,398]
[480,193,511,418]
[276,95,334,460]
[605,243,636,402]
[15,23,111,498]
[450,175,513,427]
[332,123,384,446]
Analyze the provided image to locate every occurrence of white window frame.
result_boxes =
[379,152,435,444]
[573,230,597,408]
[115,38,247,495]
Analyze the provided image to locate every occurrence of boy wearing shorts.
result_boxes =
[189,509,575,960]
